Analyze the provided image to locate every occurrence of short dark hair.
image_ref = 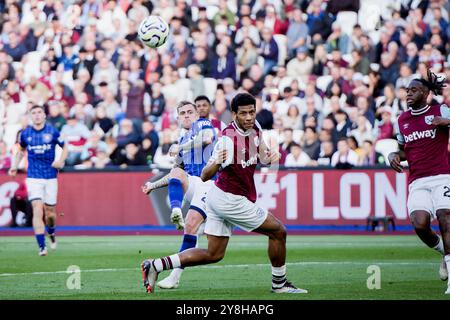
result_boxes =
[305,126,316,133]
[30,104,45,112]
[194,95,211,105]
[231,92,256,113]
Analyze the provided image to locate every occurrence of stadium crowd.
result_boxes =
[0,0,450,171]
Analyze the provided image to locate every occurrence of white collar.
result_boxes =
[410,105,430,116]
[232,121,252,136]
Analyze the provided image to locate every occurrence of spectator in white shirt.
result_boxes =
[284,143,312,167]
[331,138,359,169]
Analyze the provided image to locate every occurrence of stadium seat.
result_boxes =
[273,34,288,66]
[315,75,332,92]
[335,11,358,36]
[375,138,398,164]
[206,6,219,20]
[202,77,218,102]
[358,0,381,32]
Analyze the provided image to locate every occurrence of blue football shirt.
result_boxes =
[20,123,65,179]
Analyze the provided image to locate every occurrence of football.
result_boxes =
[137,15,170,48]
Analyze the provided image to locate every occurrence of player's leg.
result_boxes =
[168,167,189,229]
[408,181,447,280]
[254,213,307,293]
[43,179,58,249]
[157,208,205,289]
[141,234,229,293]
[437,209,450,294]
[26,179,47,256]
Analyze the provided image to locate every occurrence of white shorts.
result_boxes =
[204,184,268,237]
[26,178,58,206]
[408,174,450,219]
[184,175,214,219]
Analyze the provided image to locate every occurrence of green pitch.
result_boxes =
[0,235,448,300]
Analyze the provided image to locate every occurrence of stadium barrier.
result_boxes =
[0,168,410,228]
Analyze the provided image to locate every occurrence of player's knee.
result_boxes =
[208,251,224,263]
[271,224,287,241]
[411,212,430,230]
[170,168,186,182]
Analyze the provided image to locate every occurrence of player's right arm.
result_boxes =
[8,131,26,177]
[388,120,407,173]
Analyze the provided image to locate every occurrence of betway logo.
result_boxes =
[404,129,437,143]
[241,154,258,168]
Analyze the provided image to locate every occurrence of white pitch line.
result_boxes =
[0,261,438,278]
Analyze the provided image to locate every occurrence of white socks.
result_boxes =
[433,236,445,255]
[271,265,287,289]
[153,254,181,272]
[445,255,450,286]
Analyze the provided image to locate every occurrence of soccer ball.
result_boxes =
[138,15,169,48]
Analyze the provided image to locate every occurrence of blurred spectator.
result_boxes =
[210,43,236,81]
[9,179,32,228]
[358,140,386,166]
[47,101,66,132]
[286,46,313,82]
[284,142,311,167]
[286,8,309,59]
[60,115,91,166]
[281,105,302,130]
[302,126,321,160]
[331,138,359,169]
[259,27,279,75]
[0,140,11,172]
[326,22,350,54]
[317,140,335,166]
[147,82,166,123]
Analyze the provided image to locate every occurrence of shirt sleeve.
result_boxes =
[54,130,65,147]
[19,131,27,149]
[211,135,234,169]
[394,120,405,145]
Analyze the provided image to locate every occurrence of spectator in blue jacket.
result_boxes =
[259,27,279,75]
[210,43,236,81]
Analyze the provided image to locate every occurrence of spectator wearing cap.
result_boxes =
[285,142,312,167]
[286,8,309,60]
[258,27,279,75]
[286,46,313,82]
[210,43,236,81]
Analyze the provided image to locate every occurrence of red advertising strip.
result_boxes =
[0,169,410,227]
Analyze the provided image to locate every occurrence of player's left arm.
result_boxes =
[258,134,281,165]
[52,132,68,169]
[201,136,232,182]
[431,105,450,127]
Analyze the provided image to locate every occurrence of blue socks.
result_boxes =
[178,234,197,270]
[46,226,55,236]
[35,234,45,250]
[179,234,197,252]
[168,178,184,209]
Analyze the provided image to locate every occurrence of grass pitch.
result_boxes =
[0,235,448,300]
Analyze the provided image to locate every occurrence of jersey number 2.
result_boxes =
[444,186,450,198]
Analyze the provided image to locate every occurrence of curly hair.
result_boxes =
[418,69,447,96]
